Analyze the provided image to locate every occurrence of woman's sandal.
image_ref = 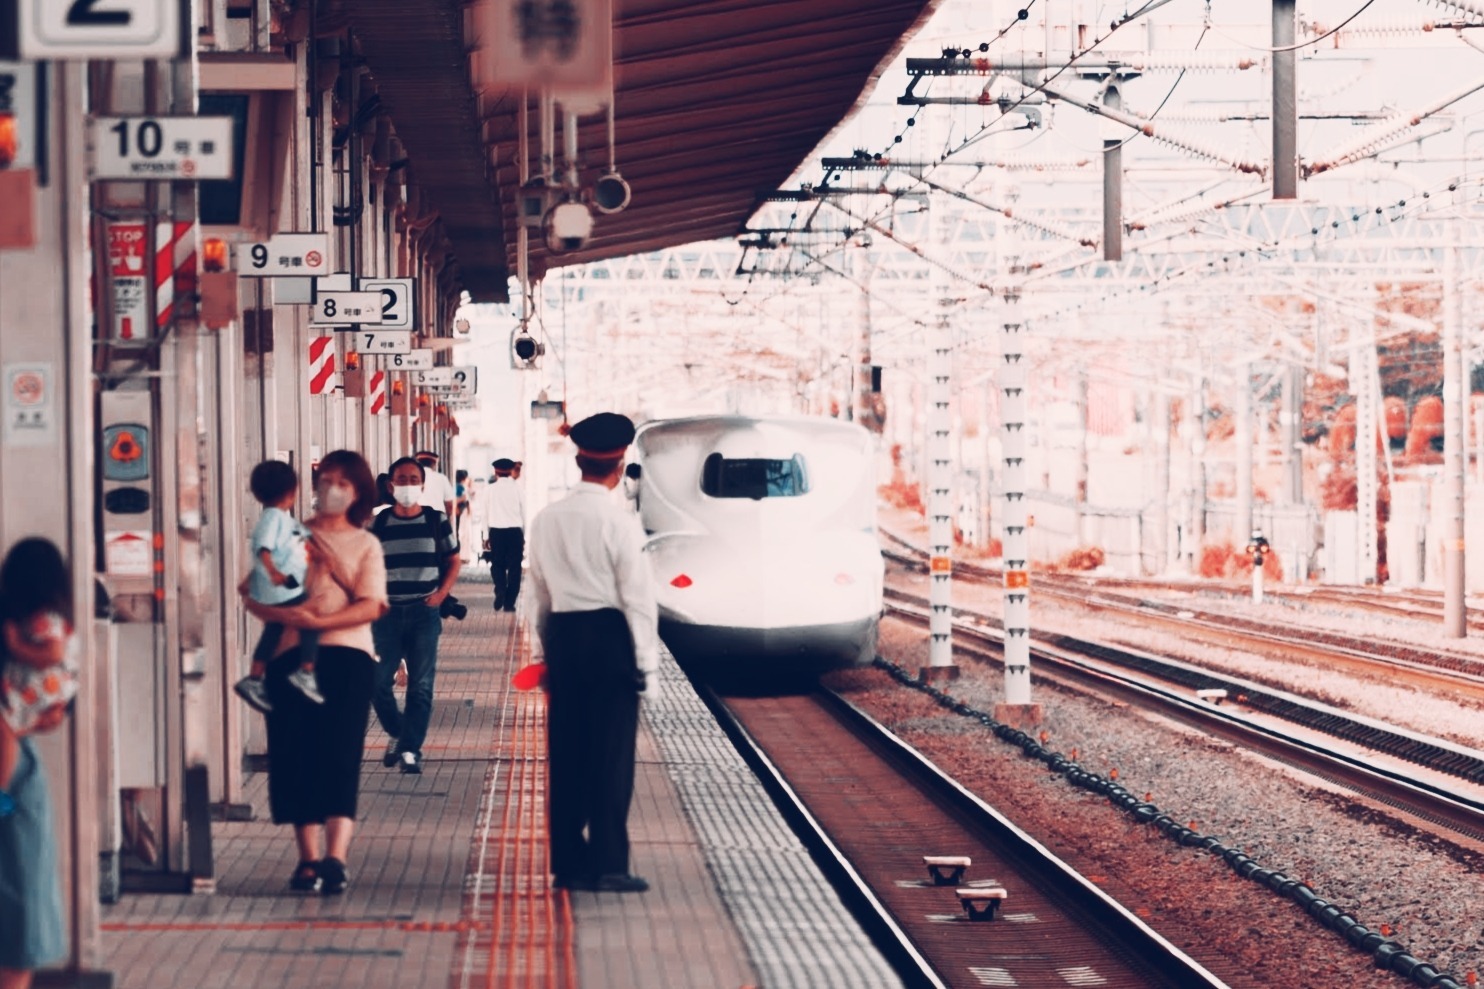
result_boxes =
[289,860,321,893]
[318,857,349,896]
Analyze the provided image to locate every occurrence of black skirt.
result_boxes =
[264,644,376,825]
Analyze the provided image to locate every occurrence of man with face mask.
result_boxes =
[367,456,460,774]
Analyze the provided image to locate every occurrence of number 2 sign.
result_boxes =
[18,0,182,58]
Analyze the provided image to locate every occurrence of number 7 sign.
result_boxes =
[18,0,182,58]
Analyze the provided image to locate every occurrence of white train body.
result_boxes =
[634,415,883,671]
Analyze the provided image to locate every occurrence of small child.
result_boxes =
[0,538,80,809]
[235,460,323,714]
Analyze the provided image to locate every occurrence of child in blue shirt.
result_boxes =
[234,460,323,713]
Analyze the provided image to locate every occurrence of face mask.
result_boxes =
[317,482,354,516]
[392,485,421,507]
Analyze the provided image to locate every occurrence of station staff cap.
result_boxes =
[569,412,635,460]
[492,458,516,470]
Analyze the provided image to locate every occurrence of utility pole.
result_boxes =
[1353,323,1379,584]
[1272,0,1298,199]
[1443,233,1467,635]
[1236,363,1254,543]
[922,182,956,679]
[996,271,1040,726]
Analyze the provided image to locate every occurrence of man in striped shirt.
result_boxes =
[368,456,461,774]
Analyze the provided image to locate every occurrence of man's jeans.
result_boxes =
[371,601,442,755]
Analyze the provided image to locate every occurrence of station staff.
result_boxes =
[528,413,659,894]
[481,458,526,612]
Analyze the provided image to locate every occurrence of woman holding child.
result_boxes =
[0,537,76,989]
[240,450,387,896]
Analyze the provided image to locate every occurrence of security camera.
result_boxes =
[544,201,594,254]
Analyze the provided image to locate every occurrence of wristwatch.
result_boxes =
[0,789,15,818]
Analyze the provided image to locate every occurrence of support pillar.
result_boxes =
[1354,328,1379,585]
[1272,0,1298,199]
[1102,83,1122,261]
[1235,363,1254,543]
[1444,236,1467,634]
[996,275,1040,726]
[921,187,956,680]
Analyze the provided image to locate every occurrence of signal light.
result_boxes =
[0,115,16,169]
[344,351,360,371]
[670,574,692,588]
[391,379,404,395]
[202,237,229,272]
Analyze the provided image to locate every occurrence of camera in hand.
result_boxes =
[439,595,468,621]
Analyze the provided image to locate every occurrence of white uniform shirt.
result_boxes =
[527,482,659,675]
[480,476,525,530]
[418,466,457,513]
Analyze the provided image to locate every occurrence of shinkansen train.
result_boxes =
[632,415,883,674]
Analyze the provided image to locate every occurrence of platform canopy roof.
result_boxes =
[348,0,939,302]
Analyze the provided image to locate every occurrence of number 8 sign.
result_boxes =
[361,278,415,329]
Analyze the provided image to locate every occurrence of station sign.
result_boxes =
[90,116,235,181]
[388,349,434,371]
[356,330,412,355]
[239,233,329,277]
[16,0,182,59]
[452,366,478,395]
[360,278,415,330]
[309,291,381,326]
[412,367,454,387]
[0,63,36,170]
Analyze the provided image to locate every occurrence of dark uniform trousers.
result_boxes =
[487,527,524,607]
[545,608,641,881]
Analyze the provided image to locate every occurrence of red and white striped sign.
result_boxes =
[309,336,336,395]
[368,371,387,415]
[154,221,196,333]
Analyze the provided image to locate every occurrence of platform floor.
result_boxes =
[96,574,902,989]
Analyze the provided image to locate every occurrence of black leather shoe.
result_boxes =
[319,857,349,895]
[595,873,649,893]
[552,874,596,891]
[289,861,321,893]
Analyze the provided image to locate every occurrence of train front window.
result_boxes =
[701,453,808,499]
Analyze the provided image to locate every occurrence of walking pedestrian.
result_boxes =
[369,456,460,775]
[413,450,457,521]
[481,458,525,612]
[528,413,659,893]
[0,537,74,989]
[238,449,388,896]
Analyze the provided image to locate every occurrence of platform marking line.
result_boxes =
[968,967,1018,987]
[1056,967,1108,986]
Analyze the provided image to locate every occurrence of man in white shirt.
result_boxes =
[481,458,526,612]
[413,451,458,538]
[528,412,658,894]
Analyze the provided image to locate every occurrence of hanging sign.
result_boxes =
[309,291,381,326]
[360,278,415,330]
[387,349,434,371]
[239,233,329,277]
[90,116,235,181]
[483,0,612,95]
[356,330,412,354]
[17,0,182,59]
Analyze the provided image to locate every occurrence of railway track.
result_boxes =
[698,681,1230,989]
[882,593,1484,844]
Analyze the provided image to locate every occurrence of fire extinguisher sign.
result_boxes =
[109,222,150,343]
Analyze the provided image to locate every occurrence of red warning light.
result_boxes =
[670,574,692,588]
[202,237,229,272]
[0,115,17,169]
